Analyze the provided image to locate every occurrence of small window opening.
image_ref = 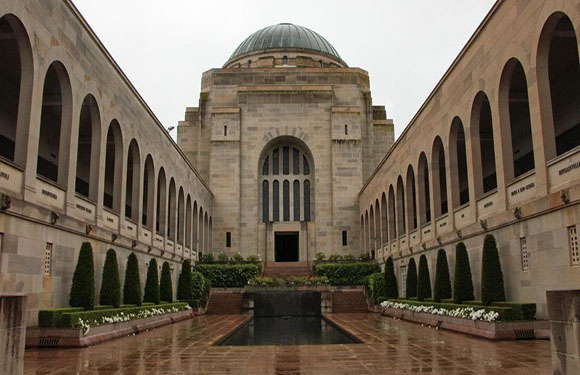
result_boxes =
[282,56,288,65]
[247,60,251,67]
[44,243,53,277]
[226,232,231,248]
[224,126,227,137]
[344,125,348,136]
[569,225,579,266]
[342,230,348,246]
[520,237,529,271]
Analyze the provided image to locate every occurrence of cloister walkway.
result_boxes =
[24,313,551,374]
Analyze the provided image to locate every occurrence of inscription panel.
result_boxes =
[140,228,152,245]
[421,224,433,241]
[36,178,65,210]
[103,210,119,231]
[154,234,164,249]
[122,219,137,239]
[0,161,23,195]
[73,196,95,222]
[176,244,183,254]
[548,148,580,191]
[166,240,174,252]
[507,173,536,206]
[409,230,419,246]
[453,205,472,230]
[436,215,450,234]
[399,235,407,249]
[476,191,498,218]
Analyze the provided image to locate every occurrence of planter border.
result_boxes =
[380,306,549,340]
[26,308,200,348]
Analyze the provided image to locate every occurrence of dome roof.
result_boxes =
[225,23,346,67]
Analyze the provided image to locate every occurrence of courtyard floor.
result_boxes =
[24,313,552,374]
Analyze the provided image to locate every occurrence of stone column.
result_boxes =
[0,294,27,375]
[546,290,580,374]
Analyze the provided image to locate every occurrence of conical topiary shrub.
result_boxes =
[433,249,452,302]
[481,234,506,306]
[143,258,160,304]
[160,261,173,302]
[99,249,121,307]
[453,242,474,304]
[191,271,206,300]
[123,252,142,306]
[417,254,432,301]
[384,256,398,299]
[177,260,193,300]
[406,258,417,299]
[69,242,95,310]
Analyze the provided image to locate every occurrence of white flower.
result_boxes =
[380,300,499,322]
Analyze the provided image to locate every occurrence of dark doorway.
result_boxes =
[275,232,299,262]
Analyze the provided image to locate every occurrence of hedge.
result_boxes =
[59,302,188,328]
[433,249,451,302]
[160,261,173,303]
[384,257,398,298]
[386,298,518,321]
[123,252,142,306]
[406,258,417,299]
[314,262,380,285]
[38,307,84,328]
[417,255,431,301]
[455,300,536,320]
[99,249,121,308]
[191,271,206,300]
[481,234,506,306]
[368,272,386,301]
[453,242,474,304]
[177,260,194,300]
[194,264,259,287]
[143,258,160,304]
[69,242,95,310]
[179,299,200,308]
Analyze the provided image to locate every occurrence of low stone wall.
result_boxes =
[381,307,549,341]
[0,294,27,374]
[26,308,199,348]
[546,290,580,374]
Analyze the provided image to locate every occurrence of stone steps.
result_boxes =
[332,291,368,313]
[205,293,243,315]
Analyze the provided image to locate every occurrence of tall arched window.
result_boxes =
[417,153,431,225]
[369,206,375,251]
[396,176,406,235]
[471,92,497,196]
[186,195,192,249]
[374,199,381,246]
[260,140,313,222]
[381,193,388,245]
[167,178,176,240]
[125,139,141,222]
[360,215,366,252]
[204,212,209,252]
[499,58,534,180]
[156,168,166,234]
[177,187,185,245]
[142,155,154,228]
[75,95,101,200]
[103,120,123,212]
[388,185,396,239]
[193,201,198,250]
[37,62,73,186]
[365,210,370,253]
[406,165,417,230]
[198,207,204,252]
[0,15,33,166]
[449,117,469,207]
[432,137,448,217]
[537,12,580,159]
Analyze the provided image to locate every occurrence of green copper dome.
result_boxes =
[225,23,346,66]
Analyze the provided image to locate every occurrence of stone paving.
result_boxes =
[24,313,552,374]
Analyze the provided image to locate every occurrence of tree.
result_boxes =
[433,249,452,302]
[177,260,193,300]
[417,254,432,301]
[99,249,121,307]
[143,258,160,304]
[453,242,474,304]
[160,261,173,302]
[481,234,506,305]
[123,252,142,306]
[191,271,206,300]
[69,242,95,310]
[384,256,398,299]
[406,258,417,299]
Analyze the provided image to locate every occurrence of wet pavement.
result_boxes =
[24,313,552,374]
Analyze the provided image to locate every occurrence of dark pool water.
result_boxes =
[219,316,358,346]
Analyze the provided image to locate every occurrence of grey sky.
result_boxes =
[72,0,497,139]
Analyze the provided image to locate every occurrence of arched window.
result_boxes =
[142,155,154,228]
[37,62,73,186]
[209,216,213,252]
[103,120,123,212]
[537,12,580,159]
[449,117,470,207]
[186,195,192,249]
[369,206,375,251]
[471,92,497,196]
[260,140,313,223]
[125,139,141,222]
[375,199,381,246]
[365,210,370,253]
[177,187,185,245]
[75,95,101,200]
[0,15,33,165]
[381,192,388,245]
[432,137,448,217]
[193,201,198,250]
[198,207,204,252]
[406,165,418,230]
[167,178,176,240]
[388,185,396,239]
[360,214,366,252]
[417,153,431,225]
[156,168,166,235]
[499,58,534,180]
[204,212,209,252]
[396,176,406,235]
[282,55,288,65]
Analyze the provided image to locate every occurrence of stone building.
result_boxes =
[177,23,394,271]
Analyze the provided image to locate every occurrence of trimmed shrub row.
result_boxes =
[315,262,380,285]
[194,264,259,287]
[387,298,518,321]
[384,257,398,299]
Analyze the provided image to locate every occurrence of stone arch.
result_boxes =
[381,192,388,245]
[388,184,396,239]
[374,199,381,247]
[198,206,204,253]
[37,61,73,187]
[186,195,192,250]
[431,136,448,217]
[142,155,155,228]
[536,11,580,159]
[396,175,406,236]
[103,120,123,213]
[364,209,370,254]
[177,187,185,245]
[417,152,431,225]
[193,201,198,251]
[499,58,535,180]
[449,117,469,207]
[75,94,101,201]
[406,165,418,231]
[204,211,209,252]
[0,14,34,166]
[125,139,141,222]
[470,91,497,197]
[167,178,176,240]
[156,167,167,235]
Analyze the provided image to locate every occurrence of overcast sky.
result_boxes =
[72,0,497,139]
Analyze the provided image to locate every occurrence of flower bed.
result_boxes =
[379,300,549,340]
[314,262,380,285]
[248,275,329,287]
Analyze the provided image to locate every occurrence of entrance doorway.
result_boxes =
[275,232,299,262]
